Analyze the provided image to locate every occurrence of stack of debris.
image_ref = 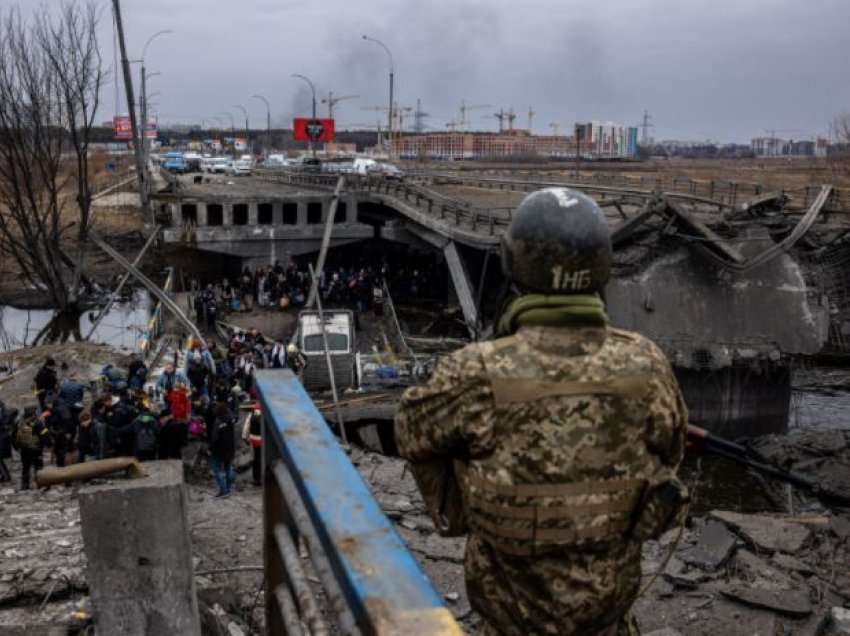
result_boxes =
[638,509,850,635]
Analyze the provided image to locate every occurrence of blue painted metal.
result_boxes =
[256,370,461,634]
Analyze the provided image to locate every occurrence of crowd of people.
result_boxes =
[191,255,443,331]
[0,331,307,495]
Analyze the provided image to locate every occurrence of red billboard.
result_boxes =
[113,115,132,140]
[293,118,335,142]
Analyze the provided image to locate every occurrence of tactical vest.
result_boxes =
[463,327,663,557]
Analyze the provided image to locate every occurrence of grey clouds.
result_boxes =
[3,0,849,142]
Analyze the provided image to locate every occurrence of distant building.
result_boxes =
[393,124,639,161]
[815,137,830,158]
[752,136,819,157]
[575,122,639,158]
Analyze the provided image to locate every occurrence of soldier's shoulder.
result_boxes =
[606,327,671,365]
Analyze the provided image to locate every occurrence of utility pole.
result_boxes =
[527,106,535,133]
[413,98,430,134]
[291,74,317,158]
[362,36,394,157]
[112,0,150,223]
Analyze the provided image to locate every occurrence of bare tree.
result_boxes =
[0,3,103,314]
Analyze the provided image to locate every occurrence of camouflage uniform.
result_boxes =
[395,323,688,635]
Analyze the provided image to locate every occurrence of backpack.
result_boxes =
[15,419,39,450]
[136,416,157,452]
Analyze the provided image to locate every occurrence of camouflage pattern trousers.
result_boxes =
[465,534,642,636]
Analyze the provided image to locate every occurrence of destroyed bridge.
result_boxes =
[153,169,850,436]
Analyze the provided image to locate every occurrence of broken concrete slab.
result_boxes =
[818,607,850,635]
[79,461,201,636]
[710,510,811,554]
[662,556,715,588]
[678,520,737,571]
[719,585,812,617]
[771,552,815,576]
[732,550,795,589]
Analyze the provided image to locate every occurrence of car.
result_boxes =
[204,157,231,174]
[228,158,252,176]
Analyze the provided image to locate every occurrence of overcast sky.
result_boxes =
[4,0,850,142]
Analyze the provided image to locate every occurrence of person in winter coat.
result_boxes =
[115,405,159,461]
[242,406,263,486]
[156,362,189,394]
[209,401,236,497]
[12,406,50,490]
[157,408,187,460]
[186,352,209,397]
[76,412,95,463]
[34,358,58,410]
[44,400,73,468]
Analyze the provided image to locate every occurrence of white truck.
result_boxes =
[296,310,356,391]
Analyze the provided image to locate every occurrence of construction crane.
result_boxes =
[506,108,517,132]
[321,92,359,119]
[394,104,414,133]
[413,98,430,133]
[527,107,535,133]
[458,101,492,132]
[549,122,560,136]
[492,109,507,133]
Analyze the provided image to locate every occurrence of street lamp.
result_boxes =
[362,35,394,156]
[138,30,172,176]
[219,111,236,156]
[252,94,272,156]
[233,104,249,155]
[291,73,317,157]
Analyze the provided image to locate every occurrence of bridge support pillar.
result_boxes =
[248,202,259,225]
[444,241,478,337]
[223,203,233,226]
[297,202,307,226]
[197,202,208,226]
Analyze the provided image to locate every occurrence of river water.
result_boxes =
[0,291,152,352]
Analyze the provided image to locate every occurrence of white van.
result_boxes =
[205,157,231,174]
[352,157,378,176]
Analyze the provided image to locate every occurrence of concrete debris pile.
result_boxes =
[0,484,88,632]
[638,509,850,635]
[750,428,850,505]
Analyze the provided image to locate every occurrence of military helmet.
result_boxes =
[501,188,611,294]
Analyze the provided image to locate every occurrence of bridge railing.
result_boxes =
[257,371,462,636]
[138,266,174,356]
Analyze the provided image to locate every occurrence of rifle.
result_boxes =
[687,424,850,507]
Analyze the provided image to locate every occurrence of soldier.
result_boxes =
[395,188,689,636]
